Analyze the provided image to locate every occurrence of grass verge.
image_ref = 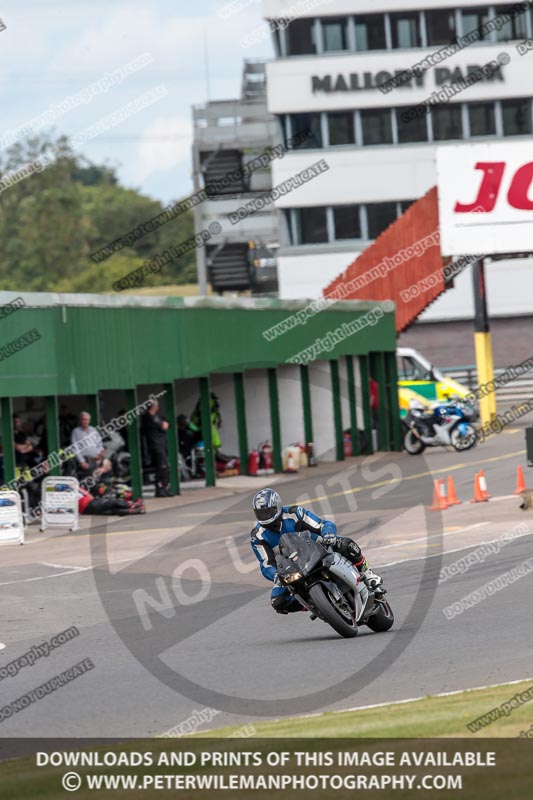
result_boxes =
[198,679,533,738]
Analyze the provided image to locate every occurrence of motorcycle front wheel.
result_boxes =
[404,430,425,455]
[451,424,477,452]
[308,584,358,638]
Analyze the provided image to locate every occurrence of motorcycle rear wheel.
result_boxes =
[404,430,425,455]
[308,584,358,638]
[366,598,394,632]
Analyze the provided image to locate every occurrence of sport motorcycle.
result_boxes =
[403,399,477,455]
[275,532,393,639]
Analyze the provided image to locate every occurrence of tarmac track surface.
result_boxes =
[0,426,532,737]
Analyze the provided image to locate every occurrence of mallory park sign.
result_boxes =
[311,64,505,93]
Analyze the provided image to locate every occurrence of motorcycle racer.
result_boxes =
[250,488,383,614]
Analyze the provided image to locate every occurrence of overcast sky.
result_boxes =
[1,0,273,204]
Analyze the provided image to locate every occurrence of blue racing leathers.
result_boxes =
[250,505,360,614]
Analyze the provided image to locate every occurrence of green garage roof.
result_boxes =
[0,292,396,397]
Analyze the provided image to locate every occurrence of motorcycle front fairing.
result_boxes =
[275,533,331,615]
[276,533,373,625]
[277,532,327,575]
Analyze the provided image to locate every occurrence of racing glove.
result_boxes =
[320,520,337,546]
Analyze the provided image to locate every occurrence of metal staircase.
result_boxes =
[201,149,246,196]
[207,243,251,292]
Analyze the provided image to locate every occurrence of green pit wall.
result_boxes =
[0,293,400,496]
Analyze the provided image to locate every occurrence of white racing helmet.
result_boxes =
[252,488,282,527]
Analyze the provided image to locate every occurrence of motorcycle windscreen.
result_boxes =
[277,532,326,574]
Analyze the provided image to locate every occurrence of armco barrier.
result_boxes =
[0,490,25,545]
[442,366,533,404]
[40,477,79,533]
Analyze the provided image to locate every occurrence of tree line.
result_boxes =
[0,134,196,292]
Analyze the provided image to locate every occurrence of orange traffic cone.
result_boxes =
[478,469,491,500]
[514,465,527,495]
[430,479,448,511]
[470,473,488,503]
[447,475,461,505]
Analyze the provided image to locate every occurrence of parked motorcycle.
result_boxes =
[103,430,131,478]
[403,399,477,455]
[275,532,394,639]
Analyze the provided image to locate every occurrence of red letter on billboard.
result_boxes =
[507,162,533,210]
[454,162,505,212]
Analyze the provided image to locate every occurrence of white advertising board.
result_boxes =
[40,476,79,532]
[437,141,533,256]
[0,490,24,545]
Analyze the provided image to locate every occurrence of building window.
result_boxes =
[432,105,463,140]
[285,18,317,55]
[289,201,421,244]
[360,108,393,145]
[469,102,496,136]
[284,210,295,245]
[280,116,289,147]
[494,4,528,40]
[354,14,386,50]
[328,111,355,145]
[298,207,328,244]
[396,108,428,143]
[390,12,422,48]
[271,24,283,56]
[321,17,348,51]
[460,7,491,40]
[367,203,398,239]
[501,98,532,135]
[425,9,457,45]
[333,205,361,239]
[289,113,322,148]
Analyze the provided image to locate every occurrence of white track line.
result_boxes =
[3,527,533,588]
[0,566,93,587]
[370,522,489,553]
[180,534,230,550]
[377,526,533,569]
[184,521,491,555]
[335,676,533,716]
[200,676,533,732]
[0,643,5,651]
[41,561,86,571]
[0,556,136,587]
